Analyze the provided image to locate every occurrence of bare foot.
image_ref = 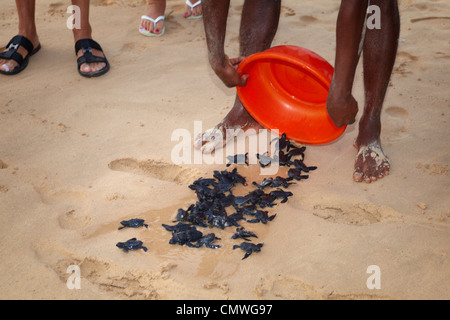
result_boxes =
[353,141,390,183]
[194,97,264,153]
[140,0,166,35]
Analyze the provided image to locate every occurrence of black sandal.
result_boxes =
[75,39,110,78]
[0,35,41,75]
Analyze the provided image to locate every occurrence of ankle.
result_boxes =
[72,27,93,43]
[356,117,381,147]
[17,26,39,44]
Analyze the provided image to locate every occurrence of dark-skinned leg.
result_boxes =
[354,0,400,183]
[72,0,106,73]
[195,0,281,153]
[326,0,368,128]
[0,0,40,73]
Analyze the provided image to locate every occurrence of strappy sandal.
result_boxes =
[139,15,165,37]
[0,35,41,75]
[75,39,110,78]
[185,0,202,20]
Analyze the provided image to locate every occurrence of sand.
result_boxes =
[0,0,449,300]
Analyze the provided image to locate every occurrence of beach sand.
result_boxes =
[0,0,449,300]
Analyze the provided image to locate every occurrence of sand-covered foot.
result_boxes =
[194,121,263,154]
[195,97,264,154]
[194,125,231,154]
[353,141,390,183]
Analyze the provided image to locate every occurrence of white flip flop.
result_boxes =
[185,0,202,20]
[139,15,165,37]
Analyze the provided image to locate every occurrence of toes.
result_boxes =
[0,63,8,72]
[194,133,204,149]
[194,127,226,153]
[0,60,18,73]
[80,63,92,73]
[363,166,377,183]
[193,6,202,17]
[364,170,373,183]
[142,20,154,32]
[353,169,364,182]
[80,62,106,73]
[201,141,219,154]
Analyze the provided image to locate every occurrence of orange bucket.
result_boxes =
[237,45,346,145]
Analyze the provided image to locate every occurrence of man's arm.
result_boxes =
[202,0,248,87]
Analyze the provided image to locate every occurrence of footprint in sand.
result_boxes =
[299,15,318,24]
[121,42,149,55]
[32,239,209,299]
[0,159,8,169]
[393,52,419,77]
[255,274,390,300]
[90,0,118,6]
[108,158,203,185]
[58,209,92,230]
[281,6,296,17]
[255,274,321,299]
[383,106,409,142]
[31,183,91,230]
[31,240,160,299]
[312,201,403,226]
[47,2,65,16]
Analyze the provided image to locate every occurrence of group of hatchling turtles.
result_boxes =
[116,133,316,260]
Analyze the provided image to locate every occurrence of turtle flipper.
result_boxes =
[242,249,252,260]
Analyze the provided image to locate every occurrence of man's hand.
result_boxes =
[326,89,358,128]
[213,55,249,88]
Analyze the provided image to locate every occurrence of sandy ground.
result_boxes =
[0,0,449,300]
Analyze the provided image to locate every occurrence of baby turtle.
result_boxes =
[208,213,242,229]
[226,153,249,167]
[186,233,221,249]
[214,168,247,186]
[232,227,258,241]
[287,168,309,181]
[277,150,292,166]
[118,218,148,230]
[169,226,203,246]
[270,188,293,203]
[162,222,192,233]
[246,210,276,224]
[272,132,291,151]
[272,176,294,188]
[292,159,317,173]
[252,177,274,189]
[116,238,148,252]
[256,152,276,168]
[286,146,306,161]
[233,242,263,260]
